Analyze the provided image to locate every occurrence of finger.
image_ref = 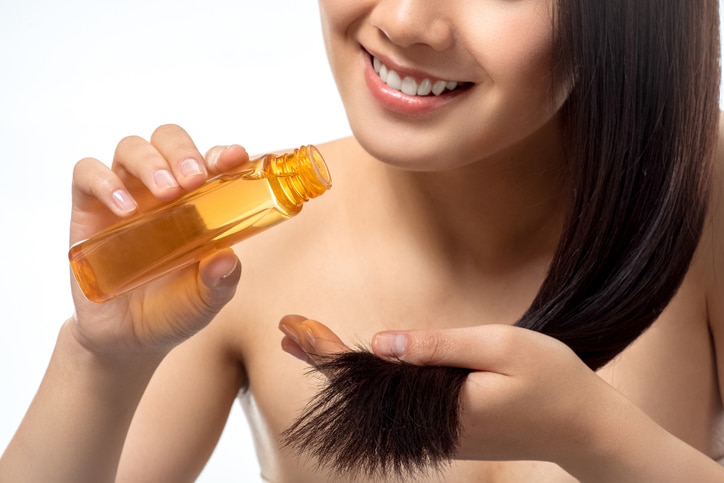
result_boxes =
[278,316,348,366]
[279,315,313,363]
[303,319,348,358]
[112,134,184,202]
[195,248,242,314]
[117,250,241,350]
[281,335,315,366]
[72,157,138,218]
[150,124,208,190]
[371,324,525,371]
[204,144,250,174]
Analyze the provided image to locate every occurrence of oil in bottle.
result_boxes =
[69,145,331,303]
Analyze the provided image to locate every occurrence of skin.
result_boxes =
[2,0,724,481]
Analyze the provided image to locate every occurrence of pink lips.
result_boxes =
[362,52,471,117]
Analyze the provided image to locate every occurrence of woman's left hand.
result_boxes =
[369,323,615,466]
[279,316,619,469]
[279,316,724,482]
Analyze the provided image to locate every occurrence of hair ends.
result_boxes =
[280,350,472,480]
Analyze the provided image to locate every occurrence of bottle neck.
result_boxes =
[266,145,332,206]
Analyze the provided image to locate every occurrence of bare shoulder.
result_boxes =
[703,111,724,402]
[704,112,724,308]
[218,136,362,358]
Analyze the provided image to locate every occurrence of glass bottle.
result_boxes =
[69,145,331,303]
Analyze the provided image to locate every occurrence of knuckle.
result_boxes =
[197,287,234,319]
[113,135,147,164]
[72,158,113,191]
[486,324,518,356]
[72,157,97,178]
[411,331,446,364]
[116,134,145,151]
[150,124,193,148]
[151,125,201,163]
[151,123,182,138]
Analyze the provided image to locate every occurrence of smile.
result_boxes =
[371,55,470,97]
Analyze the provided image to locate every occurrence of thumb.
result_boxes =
[196,248,242,313]
[371,324,518,370]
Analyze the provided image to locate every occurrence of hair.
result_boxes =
[282,0,721,479]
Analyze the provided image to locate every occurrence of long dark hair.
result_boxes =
[282,0,721,478]
[524,0,720,371]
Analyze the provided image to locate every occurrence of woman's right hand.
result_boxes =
[68,124,246,358]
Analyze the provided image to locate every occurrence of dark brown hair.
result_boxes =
[282,0,721,479]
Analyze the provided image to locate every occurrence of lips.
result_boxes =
[370,54,471,97]
[361,50,473,116]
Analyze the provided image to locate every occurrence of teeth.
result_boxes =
[417,79,432,96]
[401,76,417,95]
[372,55,462,97]
[431,80,447,96]
[386,69,402,90]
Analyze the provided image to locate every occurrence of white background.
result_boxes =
[1,2,723,482]
[0,1,349,481]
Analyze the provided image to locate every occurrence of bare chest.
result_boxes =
[229,221,721,482]
[233,282,719,482]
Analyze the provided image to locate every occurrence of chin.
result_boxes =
[351,122,478,173]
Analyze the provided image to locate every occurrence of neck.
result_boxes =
[339,118,567,275]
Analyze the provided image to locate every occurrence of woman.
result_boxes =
[2,0,723,481]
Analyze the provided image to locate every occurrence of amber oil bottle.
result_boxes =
[69,145,331,303]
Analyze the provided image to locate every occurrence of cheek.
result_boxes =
[317,0,369,71]
[318,0,370,38]
[466,4,556,92]
[464,6,563,130]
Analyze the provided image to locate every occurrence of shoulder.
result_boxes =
[214,136,363,360]
[704,112,724,300]
[703,111,724,398]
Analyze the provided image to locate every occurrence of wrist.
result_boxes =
[60,317,165,388]
[557,385,635,481]
[548,371,657,482]
[557,381,721,482]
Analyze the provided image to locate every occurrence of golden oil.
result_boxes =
[69,145,331,303]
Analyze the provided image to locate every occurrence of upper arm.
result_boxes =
[116,311,247,483]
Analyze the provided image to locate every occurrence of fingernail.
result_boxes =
[303,327,317,350]
[206,145,233,171]
[283,339,312,364]
[279,322,301,345]
[214,257,240,287]
[218,258,239,280]
[111,189,137,213]
[153,169,178,189]
[373,333,407,358]
[180,158,203,177]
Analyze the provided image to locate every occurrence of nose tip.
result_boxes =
[371,2,453,51]
[377,21,453,52]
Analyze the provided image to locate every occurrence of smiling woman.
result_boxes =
[321,0,565,171]
[1,1,724,483]
[280,0,723,479]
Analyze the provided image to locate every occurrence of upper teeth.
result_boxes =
[373,56,460,96]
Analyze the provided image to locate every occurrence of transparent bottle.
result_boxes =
[69,145,331,303]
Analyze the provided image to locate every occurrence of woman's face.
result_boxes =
[318,0,566,171]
